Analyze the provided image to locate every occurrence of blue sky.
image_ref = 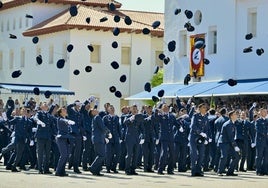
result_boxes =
[117,0,164,13]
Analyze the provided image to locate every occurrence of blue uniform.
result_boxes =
[80,102,94,170]
[174,115,190,172]
[35,111,54,173]
[0,118,12,165]
[67,103,84,173]
[213,115,229,171]
[118,113,128,170]
[9,116,32,171]
[235,119,252,171]
[188,113,209,176]
[124,114,144,175]
[156,112,178,174]
[89,114,110,175]
[217,120,240,175]
[254,117,268,175]
[142,114,157,172]
[103,114,121,172]
[55,117,73,176]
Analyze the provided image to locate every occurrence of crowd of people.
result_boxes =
[0,95,267,177]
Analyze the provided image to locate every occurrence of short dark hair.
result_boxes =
[228,110,236,118]
[219,108,227,115]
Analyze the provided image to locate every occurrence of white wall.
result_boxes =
[164,0,268,83]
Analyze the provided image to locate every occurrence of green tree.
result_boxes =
[144,68,164,106]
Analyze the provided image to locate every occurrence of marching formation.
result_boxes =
[0,96,267,177]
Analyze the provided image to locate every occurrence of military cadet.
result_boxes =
[88,108,111,176]
[254,108,268,176]
[247,103,257,171]
[0,111,12,165]
[189,103,209,176]
[235,111,253,171]
[124,104,144,175]
[174,111,191,172]
[5,97,15,120]
[203,108,218,171]
[99,102,110,118]
[81,98,94,171]
[142,105,156,172]
[118,106,129,171]
[34,102,55,174]
[55,107,75,177]
[48,104,60,171]
[67,100,84,174]
[103,105,121,173]
[9,108,32,172]
[156,103,178,175]
[217,110,240,176]
[213,108,229,172]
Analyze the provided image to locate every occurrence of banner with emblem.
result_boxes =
[189,34,205,77]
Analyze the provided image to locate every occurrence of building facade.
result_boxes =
[164,0,267,83]
[0,0,164,113]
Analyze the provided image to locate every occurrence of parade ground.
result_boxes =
[0,165,267,188]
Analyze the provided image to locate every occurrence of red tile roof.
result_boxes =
[22,5,164,37]
[0,0,121,10]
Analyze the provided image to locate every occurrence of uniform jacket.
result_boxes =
[218,120,237,147]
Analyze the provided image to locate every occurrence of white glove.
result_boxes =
[108,133,112,139]
[139,139,145,145]
[105,138,109,144]
[1,112,7,121]
[95,100,99,107]
[179,127,184,132]
[208,138,212,143]
[251,143,256,148]
[155,139,159,145]
[37,120,46,127]
[67,120,75,125]
[83,136,87,141]
[32,127,37,132]
[75,101,82,106]
[130,115,135,121]
[88,96,96,103]
[204,140,208,145]
[200,132,207,138]
[29,140,34,146]
[252,102,257,108]
[119,139,123,143]
[234,146,240,152]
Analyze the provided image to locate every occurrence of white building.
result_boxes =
[127,0,268,101]
[0,0,164,113]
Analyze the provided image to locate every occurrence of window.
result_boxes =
[26,17,29,27]
[0,51,3,70]
[7,20,10,31]
[247,8,257,37]
[9,50,14,69]
[13,18,16,30]
[179,30,187,57]
[36,46,41,56]
[20,48,25,68]
[208,26,217,54]
[62,43,67,60]
[90,45,100,63]
[121,47,131,65]
[19,17,22,29]
[1,21,3,32]
[155,51,164,68]
[49,45,54,64]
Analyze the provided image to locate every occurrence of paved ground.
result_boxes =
[0,163,267,188]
